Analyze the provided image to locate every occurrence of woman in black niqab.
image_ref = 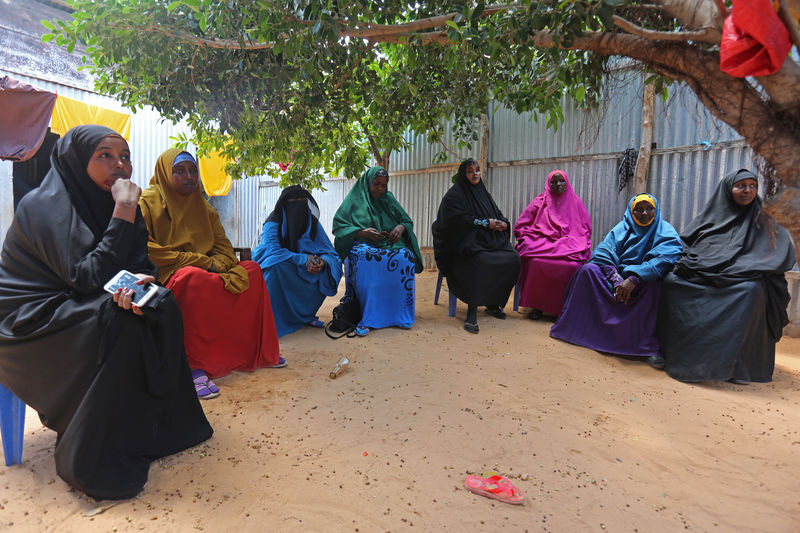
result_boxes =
[658,169,796,383]
[432,159,521,333]
[0,125,212,500]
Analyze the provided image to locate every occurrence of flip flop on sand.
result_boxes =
[464,474,525,505]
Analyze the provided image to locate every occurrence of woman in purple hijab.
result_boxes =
[513,169,592,319]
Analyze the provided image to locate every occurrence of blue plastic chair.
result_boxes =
[0,383,25,465]
[434,271,519,316]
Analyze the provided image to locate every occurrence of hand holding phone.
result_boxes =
[104,270,159,311]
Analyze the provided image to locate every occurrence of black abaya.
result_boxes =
[0,126,212,499]
[659,169,795,383]
[432,163,520,307]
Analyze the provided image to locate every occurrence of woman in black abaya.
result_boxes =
[432,158,521,333]
[0,125,212,500]
[658,169,795,384]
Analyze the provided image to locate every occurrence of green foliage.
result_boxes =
[45,0,640,188]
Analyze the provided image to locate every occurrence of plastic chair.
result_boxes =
[434,270,519,317]
[0,383,25,465]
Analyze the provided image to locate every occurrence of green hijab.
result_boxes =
[332,166,423,273]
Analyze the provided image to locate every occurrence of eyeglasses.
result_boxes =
[732,183,758,191]
[632,206,655,215]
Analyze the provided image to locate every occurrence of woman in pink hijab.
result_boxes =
[513,169,592,319]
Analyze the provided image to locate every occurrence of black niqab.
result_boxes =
[266,185,319,252]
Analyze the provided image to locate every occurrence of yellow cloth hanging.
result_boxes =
[51,95,131,140]
[198,150,233,196]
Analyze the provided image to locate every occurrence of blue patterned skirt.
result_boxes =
[345,241,416,329]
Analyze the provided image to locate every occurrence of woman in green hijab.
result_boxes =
[332,166,423,336]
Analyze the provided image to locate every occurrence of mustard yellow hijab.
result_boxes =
[139,147,249,294]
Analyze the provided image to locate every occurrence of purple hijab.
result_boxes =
[513,169,592,261]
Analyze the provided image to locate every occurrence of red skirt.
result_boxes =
[517,257,583,316]
[166,260,280,377]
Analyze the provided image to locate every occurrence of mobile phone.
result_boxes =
[104,270,158,308]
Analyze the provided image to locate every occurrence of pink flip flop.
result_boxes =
[464,474,525,505]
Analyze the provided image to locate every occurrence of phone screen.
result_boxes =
[106,272,153,304]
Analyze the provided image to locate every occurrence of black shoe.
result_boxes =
[485,306,507,319]
[464,321,479,334]
[527,309,543,320]
[646,355,665,370]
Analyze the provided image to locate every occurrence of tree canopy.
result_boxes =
[47,0,800,244]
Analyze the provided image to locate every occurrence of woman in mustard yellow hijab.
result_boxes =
[140,148,284,399]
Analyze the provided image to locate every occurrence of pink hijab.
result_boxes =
[513,169,592,261]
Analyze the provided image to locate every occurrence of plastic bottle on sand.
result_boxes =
[329,357,350,379]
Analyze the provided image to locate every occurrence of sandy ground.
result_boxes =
[1,271,799,532]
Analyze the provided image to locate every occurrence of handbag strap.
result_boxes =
[324,320,358,340]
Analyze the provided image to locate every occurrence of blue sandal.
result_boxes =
[308,319,325,328]
[355,326,369,337]
[268,356,288,368]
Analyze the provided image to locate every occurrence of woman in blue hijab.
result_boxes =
[550,193,682,358]
[252,185,343,337]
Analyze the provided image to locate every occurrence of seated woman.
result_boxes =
[139,148,283,399]
[0,125,212,500]
[252,185,343,337]
[550,193,681,357]
[331,166,423,336]
[659,169,795,384]
[432,158,521,334]
[514,169,592,319]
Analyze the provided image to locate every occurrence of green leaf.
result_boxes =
[41,19,56,31]
[41,33,55,43]
[167,1,183,11]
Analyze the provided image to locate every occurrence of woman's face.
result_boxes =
[172,161,199,196]
[86,135,132,192]
[632,200,656,226]
[370,175,388,200]
[731,178,758,206]
[549,174,567,195]
[465,163,481,185]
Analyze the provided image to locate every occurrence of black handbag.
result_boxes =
[325,293,362,339]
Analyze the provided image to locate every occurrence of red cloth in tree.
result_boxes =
[720,0,792,77]
[166,260,281,377]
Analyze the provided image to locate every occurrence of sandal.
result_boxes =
[307,319,325,328]
[485,306,507,319]
[463,321,479,334]
[268,356,288,368]
[192,370,220,400]
[355,326,369,337]
[527,309,543,320]
[465,474,525,505]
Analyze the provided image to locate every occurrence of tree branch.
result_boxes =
[111,3,520,51]
[612,15,719,44]
[713,0,729,18]
[778,0,800,52]
[332,41,374,92]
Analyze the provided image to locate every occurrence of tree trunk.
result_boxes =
[633,81,655,195]
[479,113,490,186]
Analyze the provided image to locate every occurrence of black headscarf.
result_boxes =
[51,125,124,242]
[432,159,511,275]
[265,185,319,252]
[675,168,795,286]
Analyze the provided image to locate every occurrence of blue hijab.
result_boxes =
[590,194,682,282]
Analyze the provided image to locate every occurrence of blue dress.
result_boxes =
[252,221,343,337]
[344,241,416,330]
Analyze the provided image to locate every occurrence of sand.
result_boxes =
[1,271,799,532]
